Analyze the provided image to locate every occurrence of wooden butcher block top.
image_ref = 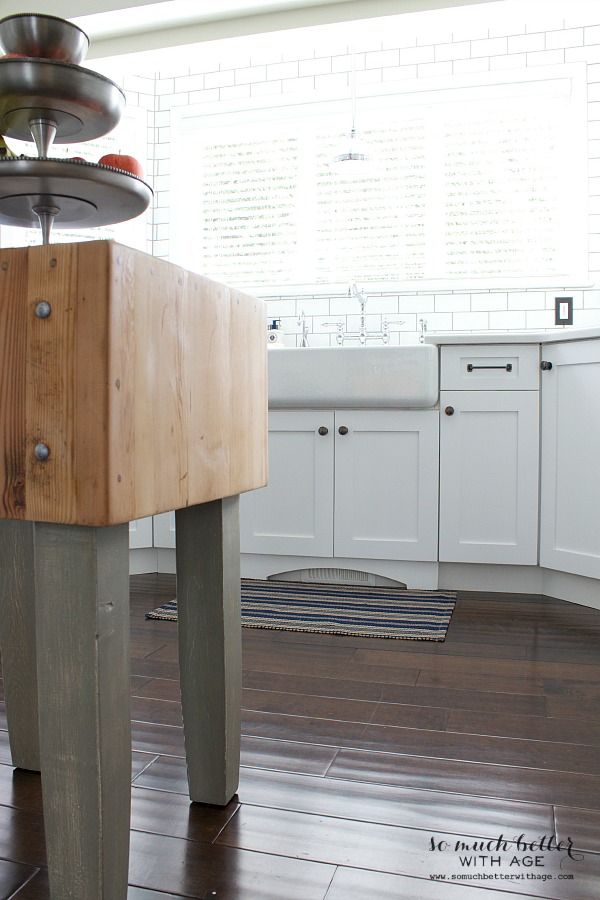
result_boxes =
[0,240,268,525]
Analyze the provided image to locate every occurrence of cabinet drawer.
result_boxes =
[441,344,539,390]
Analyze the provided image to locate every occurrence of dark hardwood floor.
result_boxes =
[0,574,599,898]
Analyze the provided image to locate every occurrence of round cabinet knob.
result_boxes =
[444,406,455,416]
[540,360,553,371]
[318,426,328,436]
[338,426,349,435]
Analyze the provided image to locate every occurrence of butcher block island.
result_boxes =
[0,239,267,524]
[0,240,267,899]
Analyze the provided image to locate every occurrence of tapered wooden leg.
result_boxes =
[34,522,131,900]
[0,520,40,772]
[175,497,242,806]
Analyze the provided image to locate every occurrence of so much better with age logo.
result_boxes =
[427,831,585,887]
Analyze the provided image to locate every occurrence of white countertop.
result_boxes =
[424,326,600,345]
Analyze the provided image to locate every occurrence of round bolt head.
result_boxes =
[35,301,51,319]
[34,443,50,462]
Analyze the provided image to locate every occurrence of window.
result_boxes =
[171,64,587,292]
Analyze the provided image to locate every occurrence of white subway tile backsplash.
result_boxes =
[282,76,316,94]
[488,310,527,330]
[452,311,489,330]
[526,49,565,66]
[453,57,490,74]
[267,61,299,80]
[470,292,508,312]
[398,295,435,314]
[236,65,267,84]
[585,25,600,45]
[508,33,546,54]
[434,293,471,312]
[365,49,400,69]
[205,70,235,89]
[175,73,205,92]
[471,37,508,58]
[508,291,546,310]
[584,290,600,307]
[435,41,471,62]
[490,54,527,71]
[566,46,600,64]
[251,80,283,96]
[418,61,453,78]
[299,57,332,77]
[546,27,584,49]
[400,45,435,65]
[188,88,220,104]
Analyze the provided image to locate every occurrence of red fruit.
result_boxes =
[1,53,29,59]
[70,156,86,162]
[98,152,143,178]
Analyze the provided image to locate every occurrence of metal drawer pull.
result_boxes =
[318,426,328,436]
[338,426,349,435]
[466,363,512,372]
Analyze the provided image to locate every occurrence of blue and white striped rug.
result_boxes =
[146,579,456,641]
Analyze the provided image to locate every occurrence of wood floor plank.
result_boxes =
[0,860,41,898]
[354,647,600,681]
[128,829,335,899]
[327,749,600,809]
[378,684,547,716]
[323,867,518,899]
[132,758,556,838]
[546,696,600,720]
[242,687,449,730]
[131,785,239,841]
[554,806,600,853]
[446,709,600,746]
[216,804,600,897]
[355,722,600,774]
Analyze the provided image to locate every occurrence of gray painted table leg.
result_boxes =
[175,497,241,806]
[34,522,131,900]
[0,520,40,772]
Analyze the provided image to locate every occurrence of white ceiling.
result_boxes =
[0,0,501,59]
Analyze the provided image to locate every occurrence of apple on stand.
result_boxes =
[98,152,143,178]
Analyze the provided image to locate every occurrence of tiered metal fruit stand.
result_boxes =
[0,13,152,244]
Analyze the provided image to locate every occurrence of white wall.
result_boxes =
[116,3,600,343]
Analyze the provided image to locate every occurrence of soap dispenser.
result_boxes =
[267,318,285,348]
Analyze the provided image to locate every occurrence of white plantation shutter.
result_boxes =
[171,66,585,290]
[198,127,301,283]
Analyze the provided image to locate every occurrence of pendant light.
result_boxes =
[331,45,372,168]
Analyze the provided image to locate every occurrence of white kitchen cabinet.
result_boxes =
[540,339,600,578]
[240,408,439,562]
[129,516,153,549]
[240,410,334,557]
[439,389,539,565]
[153,511,176,549]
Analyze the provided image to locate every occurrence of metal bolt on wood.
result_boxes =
[35,301,51,319]
[34,443,50,462]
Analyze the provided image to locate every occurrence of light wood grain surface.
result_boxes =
[0,241,268,525]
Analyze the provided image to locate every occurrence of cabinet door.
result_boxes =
[129,517,153,549]
[153,511,176,549]
[334,410,439,561]
[240,410,334,556]
[540,340,600,578]
[439,391,539,565]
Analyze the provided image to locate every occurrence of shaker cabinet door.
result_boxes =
[439,390,539,565]
[240,410,334,557]
[540,340,600,578]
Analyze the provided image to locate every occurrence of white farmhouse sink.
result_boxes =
[268,345,439,408]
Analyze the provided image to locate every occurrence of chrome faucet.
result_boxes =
[297,310,309,347]
[324,282,404,345]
